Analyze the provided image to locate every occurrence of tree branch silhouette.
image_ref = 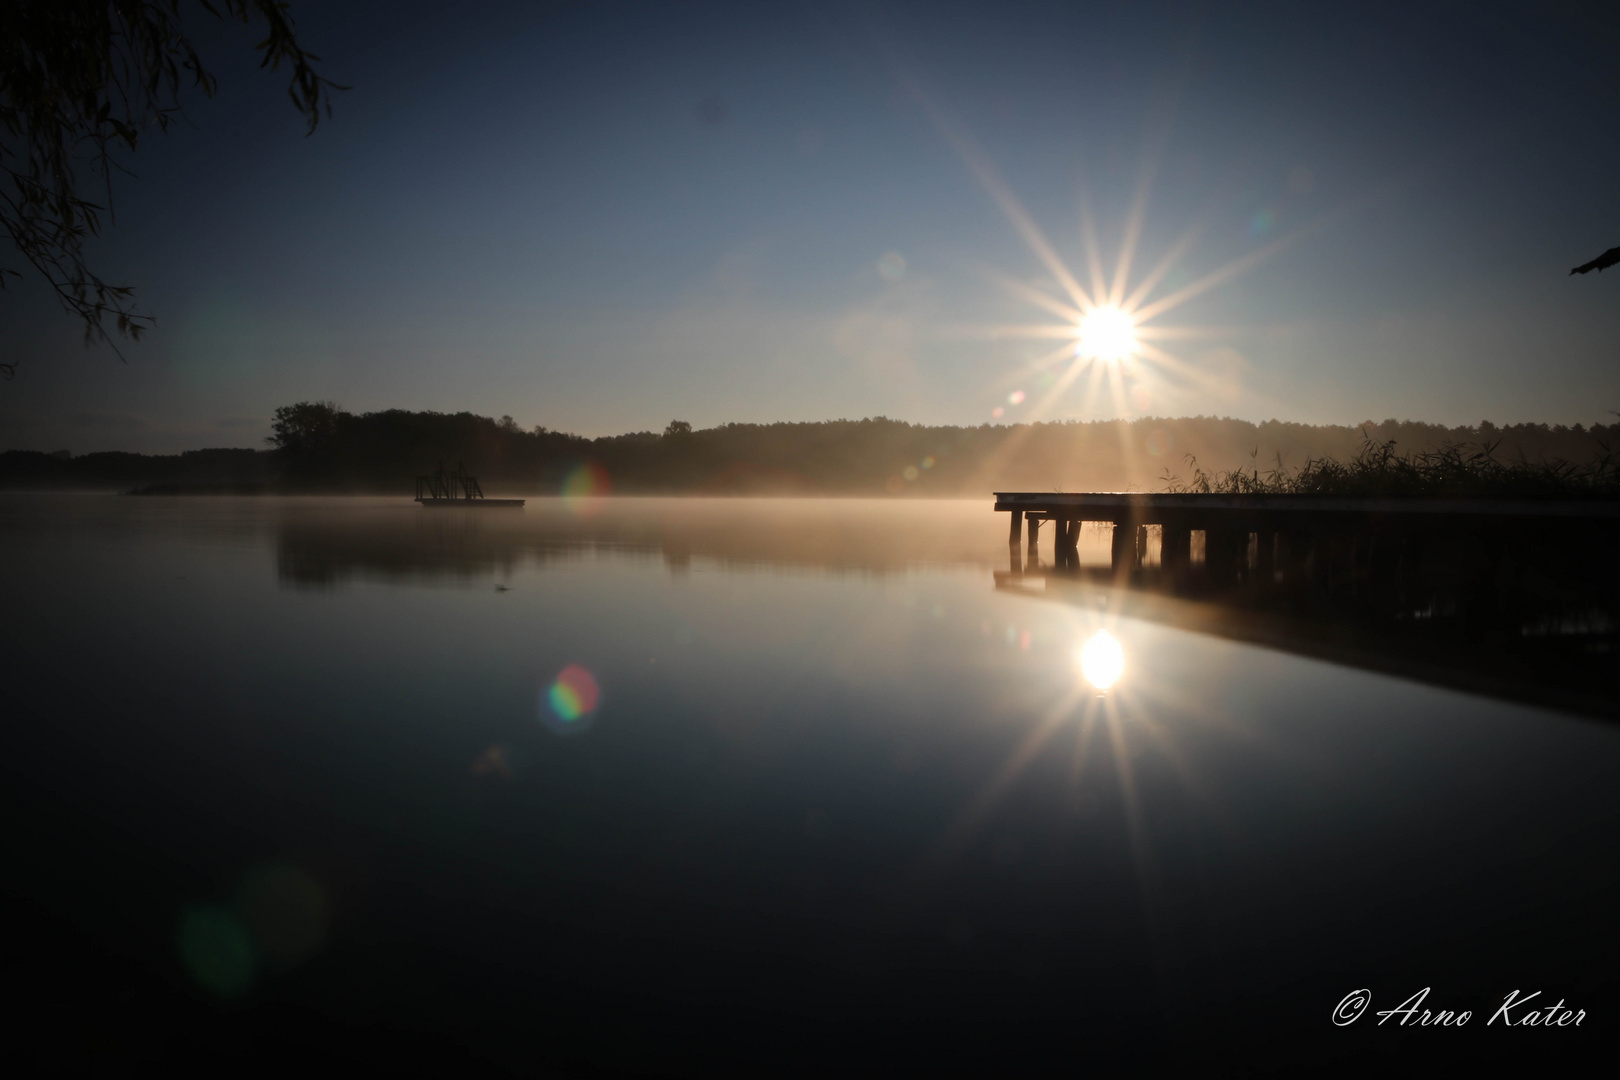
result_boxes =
[0,0,344,379]
[1570,246,1620,276]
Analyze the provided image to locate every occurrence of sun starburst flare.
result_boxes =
[880,51,1325,490]
[900,72,1310,434]
[1076,307,1138,364]
[935,171,1314,487]
[952,208,1303,438]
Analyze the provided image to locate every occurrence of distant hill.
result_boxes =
[3,404,1614,496]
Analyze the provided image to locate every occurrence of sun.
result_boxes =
[1076,306,1137,363]
[902,69,1311,424]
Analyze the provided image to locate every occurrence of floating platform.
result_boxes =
[416,462,523,508]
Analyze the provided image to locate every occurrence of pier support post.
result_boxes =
[1205,529,1248,587]
[1161,524,1192,580]
[1027,515,1041,563]
[1008,510,1023,549]
[1110,521,1135,578]
[1054,518,1079,571]
[1279,532,1312,591]
[1254,531,1276,585]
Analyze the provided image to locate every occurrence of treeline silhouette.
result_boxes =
[0,447,272,492]
[3,402,1615,496]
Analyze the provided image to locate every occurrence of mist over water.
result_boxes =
[3,495,1616,1070]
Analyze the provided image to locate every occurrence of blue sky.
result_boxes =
[3,0,1618,453]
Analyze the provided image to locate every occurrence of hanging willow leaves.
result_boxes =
[0,1,344,378]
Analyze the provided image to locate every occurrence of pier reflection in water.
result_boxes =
[3,494,1618,1072]
[1000,493,1620,718]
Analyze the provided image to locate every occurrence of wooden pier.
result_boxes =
[416,462,524,507]
[994,491,1620,718]
[997,491,1620,579]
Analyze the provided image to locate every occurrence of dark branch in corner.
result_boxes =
[1570,246,1620,275]
[0,1,344,361]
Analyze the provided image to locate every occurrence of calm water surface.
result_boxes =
[3,495,1616,1072]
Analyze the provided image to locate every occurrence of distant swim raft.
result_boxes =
[415,462,524,508]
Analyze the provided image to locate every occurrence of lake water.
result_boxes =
[3,495,1615,1072]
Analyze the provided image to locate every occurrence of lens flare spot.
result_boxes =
[921,455,935,470]
[470,743,514,779]
[545,664,601,733]
[877,251,907,281]
[178,905,256,998]
[903,465,919,481]
[1076,306,1137,362]
[235,863,328,971]
[991,406,1005,419]
[1146,428,1171,456]
[562,463,611,516]
[1129,384,1151,412]
[1077,630,1125,690]
[1007,390,1025,405]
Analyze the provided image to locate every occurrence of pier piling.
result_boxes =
[1255,531,1276,584]
[1162,525,1192,575]
[992,492,1620,602]
[1110,521,1135,577]
[1206,529,1249,586]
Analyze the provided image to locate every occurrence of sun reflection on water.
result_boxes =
[1077,629,1125,690]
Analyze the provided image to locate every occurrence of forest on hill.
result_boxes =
[3,402,1614,496]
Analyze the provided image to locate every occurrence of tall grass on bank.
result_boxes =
[1163,433,1620,499]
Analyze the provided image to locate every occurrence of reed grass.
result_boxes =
[1163,431,1620,499]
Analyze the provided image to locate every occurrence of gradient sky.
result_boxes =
[3,0,1619,453]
